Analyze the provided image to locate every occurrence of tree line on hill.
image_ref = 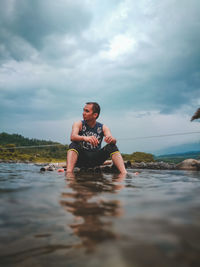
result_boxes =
[0,132,68,162]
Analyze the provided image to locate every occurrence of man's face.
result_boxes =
[83,104,97,121]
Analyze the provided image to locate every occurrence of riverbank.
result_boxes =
[38,160,177,173]
[1,159,200,171]
[0,159,66,165]
[39,159,200,172]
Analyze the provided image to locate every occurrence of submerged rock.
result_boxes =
[176,159,200,171]
[131,161,176,170]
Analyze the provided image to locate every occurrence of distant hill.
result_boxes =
[156,141,200,155]
[0,132,59,146]
[0,132,68,163]
[156,150,200,163]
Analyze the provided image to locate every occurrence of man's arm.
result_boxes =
[103,125,117,145]
[70,121,99,147]
[70,121,84,142]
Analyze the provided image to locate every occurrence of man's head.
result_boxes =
[83,102,101,121]
[86,102,100,118]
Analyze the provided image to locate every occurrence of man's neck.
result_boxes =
[85,119,96,128]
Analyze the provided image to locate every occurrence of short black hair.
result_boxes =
[86,102,100,118]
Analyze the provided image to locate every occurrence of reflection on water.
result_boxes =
[0,164,200,266]
[60,172,125,252]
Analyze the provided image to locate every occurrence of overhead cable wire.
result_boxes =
[118,131,200,141]
[1,131,199,150]
[0,144,66,150]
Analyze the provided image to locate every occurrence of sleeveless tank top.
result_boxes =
[79,120,104,151]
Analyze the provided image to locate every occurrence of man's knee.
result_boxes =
[103,143,119,156]
[68,142,82,155]
[67,149,78,157]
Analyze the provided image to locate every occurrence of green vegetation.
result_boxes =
[122,151,155,162]
[0,132,68,163]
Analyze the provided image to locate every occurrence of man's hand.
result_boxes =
[104,135,116,144]
[83,136,99,147]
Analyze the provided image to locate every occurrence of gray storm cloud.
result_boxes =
[0,0,199,151]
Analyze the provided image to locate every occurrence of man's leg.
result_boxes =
[66,149,78,173]
[111,152,127,174]
[66,142,83,173]
[96,144,127,174]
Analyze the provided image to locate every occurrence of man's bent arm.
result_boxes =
[70,121,85,142]
[103,125,117,145]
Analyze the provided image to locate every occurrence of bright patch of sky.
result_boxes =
[0,0,200,154]
[100,34,136,59]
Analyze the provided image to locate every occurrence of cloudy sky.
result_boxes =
[0,0,200,154]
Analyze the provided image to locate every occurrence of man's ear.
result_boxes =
[93,113,98,119]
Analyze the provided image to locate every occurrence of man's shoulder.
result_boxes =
[96,121,103,127]
[102,124,111,132]
[73,121,82,128]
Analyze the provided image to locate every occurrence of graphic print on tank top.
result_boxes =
[79,120,104,151]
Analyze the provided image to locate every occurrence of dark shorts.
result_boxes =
[68,142,119,168]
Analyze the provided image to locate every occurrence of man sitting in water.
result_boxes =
[66,102,127,174]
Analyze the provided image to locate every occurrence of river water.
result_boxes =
[0,163,200,267]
